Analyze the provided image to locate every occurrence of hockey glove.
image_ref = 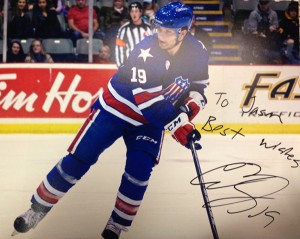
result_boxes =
[165,112,201,149]
[181,91,206,121]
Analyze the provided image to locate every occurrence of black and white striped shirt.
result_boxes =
[115,20,152,67]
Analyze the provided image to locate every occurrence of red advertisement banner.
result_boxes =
[0,64,116,118]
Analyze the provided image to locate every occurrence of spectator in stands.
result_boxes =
[67,0,100,46]
[26,0,60,12]
[8,0,34,40]
[100,0,129,58]
[115,2,152,67]
[221,0,233,14]
[278,1,299,64]
[247,0,282,64]
[190,16,213,52]
[28,0,36,10]
[221,0,232,22]
[32,0,63,38]
[101,0,129,31]
[142,0,159,24]
[47,0,65,15]
[93,44,114,63]
[6,40,26,62]
[25,39,54,62]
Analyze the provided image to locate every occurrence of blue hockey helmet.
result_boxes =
[154,2,193,31]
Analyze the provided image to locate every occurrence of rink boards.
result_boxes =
[0,64,299,134]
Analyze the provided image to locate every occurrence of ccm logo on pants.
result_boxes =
[136,136,158,144]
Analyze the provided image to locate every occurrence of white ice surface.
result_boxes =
[0,133,299,239]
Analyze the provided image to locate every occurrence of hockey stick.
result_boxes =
[189,140,219,239]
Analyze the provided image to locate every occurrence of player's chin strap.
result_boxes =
[176,28,182,37]
[175,27,188,45]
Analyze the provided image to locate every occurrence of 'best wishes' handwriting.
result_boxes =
[190,162,289,228]
[260,138,300,168]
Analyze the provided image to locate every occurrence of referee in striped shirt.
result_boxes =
[115,2,152,67]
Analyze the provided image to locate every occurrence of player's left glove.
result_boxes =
[181,91,206,121]
[165,112,201,149]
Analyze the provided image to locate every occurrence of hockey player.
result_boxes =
[12,2,209,239]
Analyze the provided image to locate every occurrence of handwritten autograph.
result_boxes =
[190,162,289,228]
[241,96,283,124]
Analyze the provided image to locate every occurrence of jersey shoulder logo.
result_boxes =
[175,76,190,91]
[163,76,190,103]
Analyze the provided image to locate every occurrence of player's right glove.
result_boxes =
[164,112,201,149]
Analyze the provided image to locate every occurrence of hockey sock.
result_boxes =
[31,154,90,211]
[111,150,155,227]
